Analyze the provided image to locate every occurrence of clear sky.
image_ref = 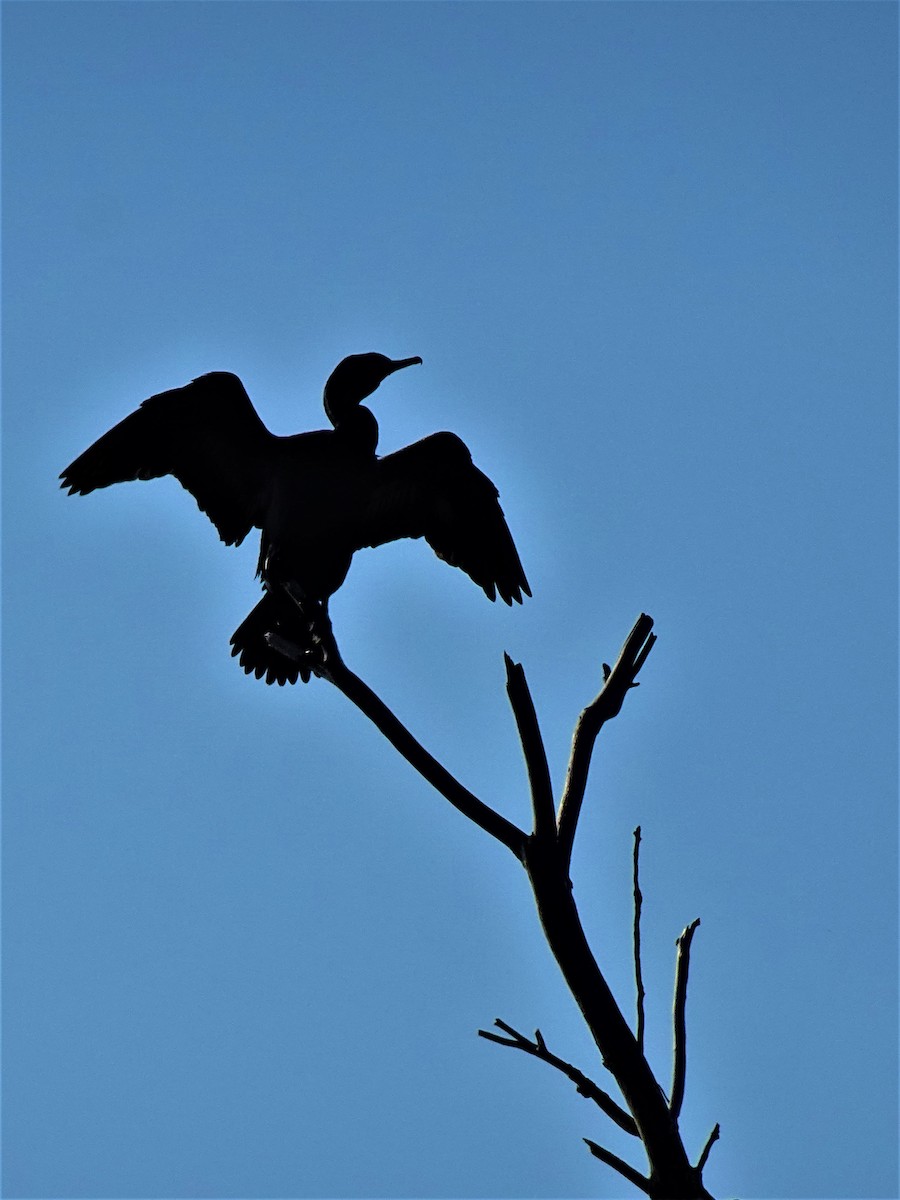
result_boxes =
[3,3,896,1198]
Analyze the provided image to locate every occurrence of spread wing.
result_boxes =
[360,432,531,604]
[59,372,275,546]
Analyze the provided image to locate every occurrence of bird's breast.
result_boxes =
[260,443,376,599]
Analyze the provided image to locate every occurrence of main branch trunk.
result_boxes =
[523,836,713,1200]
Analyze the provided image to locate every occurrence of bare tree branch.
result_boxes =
[584,1139,652,1194]
[696,1123,720,1174]
[633,825,646,1056]
[315,624,528,861]
[504,653,556,840]
[522,836,714,1199]
[308,611,717,1199]
[670,918,701,1120]
[557,614,656,868]
[477,1018,638,1135]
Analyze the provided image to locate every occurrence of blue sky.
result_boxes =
[3,3,896,1198]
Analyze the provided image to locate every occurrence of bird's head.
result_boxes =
[323,352,422,426]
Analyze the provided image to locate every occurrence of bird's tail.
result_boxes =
[230,589,322,685]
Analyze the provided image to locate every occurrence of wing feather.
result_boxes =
[361,432,531,604]
[60,372,275,546]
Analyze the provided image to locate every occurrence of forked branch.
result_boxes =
[311,612,718,1199]
[557,614,656,869]
[477,1018,638,1135]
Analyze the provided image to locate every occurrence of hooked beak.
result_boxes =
[388,356,423,374]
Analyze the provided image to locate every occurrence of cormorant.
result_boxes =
[60,353,530,683]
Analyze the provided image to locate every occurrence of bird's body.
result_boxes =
[262,427,372,597]
[60,353,530,683]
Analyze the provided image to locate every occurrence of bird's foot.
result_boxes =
[280,580,307,607]
[275,581,327,633]
[265,630,324,669]
[261,583,338,681]
[266,602,335,667]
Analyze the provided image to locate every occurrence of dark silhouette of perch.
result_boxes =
[288,609,719,1199]
[60,353,530,682]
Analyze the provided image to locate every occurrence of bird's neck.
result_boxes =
[329,403,379,457]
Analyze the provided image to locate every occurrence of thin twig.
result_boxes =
[478,1018,638,1136]
[583,1139,652,1194]
[316,625,528,861]
[557,614,656,868]
[695,1123,720,1174]
[633,826,646,1056]
[670,918,701,1119]
[504,654,556,842]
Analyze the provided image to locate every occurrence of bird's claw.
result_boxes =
[265,630,327,668]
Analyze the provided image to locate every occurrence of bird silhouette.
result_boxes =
[60,353,530,683]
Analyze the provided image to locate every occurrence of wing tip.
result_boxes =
[59,467,82,495]
[496,574,532,605]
